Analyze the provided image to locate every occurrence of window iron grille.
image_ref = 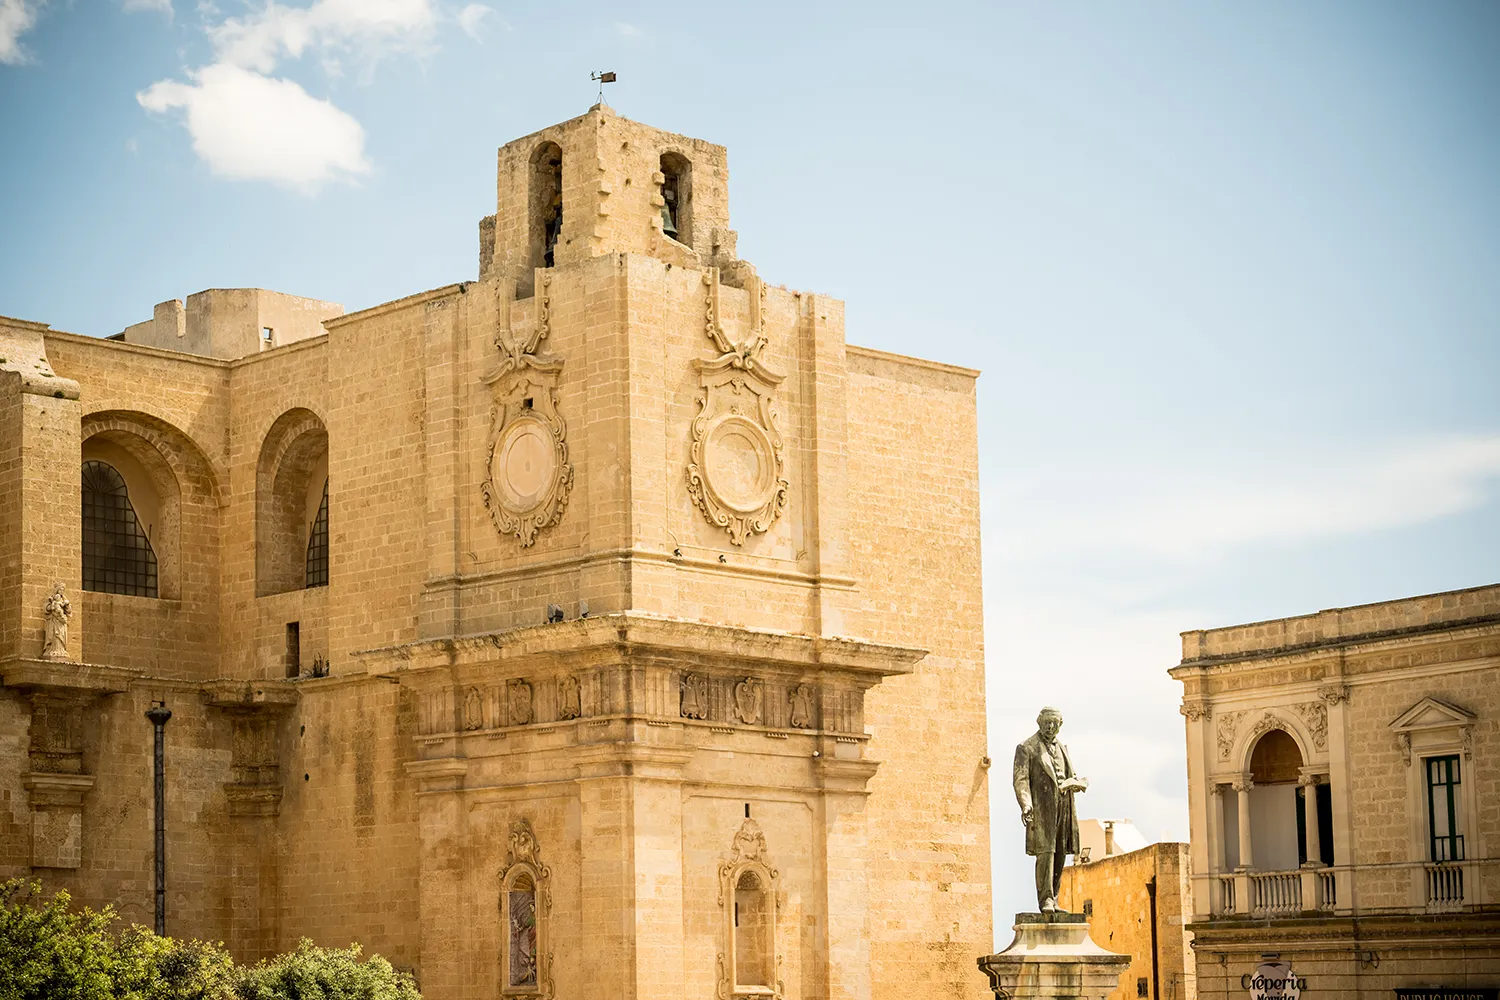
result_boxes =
[305,480,328,588]
[82,460,158,597]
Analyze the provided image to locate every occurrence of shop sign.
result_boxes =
[1243,962,1304,1000]
[1395,992,1499,1000]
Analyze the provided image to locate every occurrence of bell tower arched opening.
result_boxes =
[529,142,563,271]
[659,151,692,248]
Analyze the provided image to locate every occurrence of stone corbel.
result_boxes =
[201,680,299,818]
[1,657,140,868]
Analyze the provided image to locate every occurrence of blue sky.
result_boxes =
[3,0,1498,938]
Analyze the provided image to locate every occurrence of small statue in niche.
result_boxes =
[463,687,484,730]
[41,582,71,661]
[680,673,708,720]
[788,685,813,729]
[557,675,582,721]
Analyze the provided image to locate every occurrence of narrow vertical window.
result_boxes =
[82,460,158,597]
[1427,755,1463,862]
[305,479,329,588]
[508,872,538,988]
[285,622,301,679]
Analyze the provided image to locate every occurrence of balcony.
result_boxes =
[1201,859,1492,918]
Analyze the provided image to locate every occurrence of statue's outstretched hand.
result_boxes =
[1021,809,1033,828]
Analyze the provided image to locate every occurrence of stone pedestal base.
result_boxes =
[977,913,1131,1000]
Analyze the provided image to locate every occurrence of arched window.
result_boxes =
[81,460,158,597]
[734,869,772,988]
[506,871,538,989]
[305,479,329,588]
[530,142,563,270]
[659,152,692,246]
[498,818,551,997]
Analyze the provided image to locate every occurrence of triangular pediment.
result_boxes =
[1389,696,1475,734]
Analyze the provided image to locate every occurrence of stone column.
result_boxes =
[817,756,880,1000]
[1232,775,1253,915]
[1233,775,1254,869]
[1298,773,1322,865]
[404,757,470,999]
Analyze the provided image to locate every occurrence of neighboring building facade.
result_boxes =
[1172,585,1500,995]
[0,106,993,1000]
[1058,837,1195,1000]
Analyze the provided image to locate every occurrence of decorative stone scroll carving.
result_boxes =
[717,817,783,1000]
[681,672,708,720]
[557,675,581,721]
[482,271,574,547]
[41,583,71,661]
[499,818,553,998]
[1246,712,1286,747]
[508,680,534,726]
[1295,701,1328,751]
[687,270,789,545]
[733,677,764,726]
[788,685,813,729]
[1318,683,1351,705]
[1216,711,1246,761]
[1179,700,1210,723]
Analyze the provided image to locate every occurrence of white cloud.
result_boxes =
[0,0,44,65]
[457,3,493,40]
[138,62,370,191]
[615,21,641,38]
[993,432,1500,564]
[211,0,436,73]
[122,0,172,15]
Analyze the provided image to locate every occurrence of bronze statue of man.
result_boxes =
[1013,706,1088,913]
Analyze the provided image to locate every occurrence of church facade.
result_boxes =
[0,107,993,999]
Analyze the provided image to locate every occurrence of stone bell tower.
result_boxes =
[358,105,990,1000]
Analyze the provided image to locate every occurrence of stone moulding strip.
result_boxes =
[413,712,869,745]
[321,283,465,329]
[352,611,926,679]
[421,546,857,591]
[1173,613,1500,671]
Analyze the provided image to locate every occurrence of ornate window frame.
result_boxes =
[717,818,781,1000]
[1390,697,1482,907]
[498,819,553,998]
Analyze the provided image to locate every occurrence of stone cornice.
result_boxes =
[354,611,926,681]
[1171,617,1500,676]
[0,658,143,695]
[200,678,300,711]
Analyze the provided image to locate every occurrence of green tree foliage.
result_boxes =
[0,880,419,1000]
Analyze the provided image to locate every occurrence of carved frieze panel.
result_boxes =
[1216,711,1246,761]
[508,680,534,726]
[482,272,573,547]
[788,685,813,729]
[557,675,581,721]
[733,677,764,726]
[687,270,788,545]
[681,672,708,719]
[1294,701,1328,751]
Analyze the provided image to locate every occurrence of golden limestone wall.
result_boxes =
[845,347,992,998]
[1057,843,1196,1000]
[1,108,991,1000]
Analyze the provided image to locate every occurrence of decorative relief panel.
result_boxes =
[1216,711,1246,761]
[1294,701,1328,751]
[557,675,581,721]
[508,680,534,727]
[681,672,709,720]
[733,678,764,726]
[687,270,789,545]
[482,271,574,547]
[788,685,813,729]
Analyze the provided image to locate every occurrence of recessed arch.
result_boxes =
[256,407,329,596]
[1233,710,1315,776]
[81,410,220,601]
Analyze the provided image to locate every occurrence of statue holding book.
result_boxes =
[1013,706,1089,913]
